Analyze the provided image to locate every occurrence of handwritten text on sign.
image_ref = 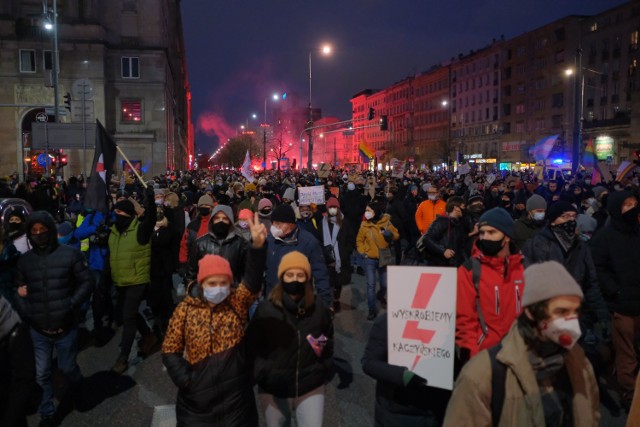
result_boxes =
[387,266,457,390]
[298,185,325,205]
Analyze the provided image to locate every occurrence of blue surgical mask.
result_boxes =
[532,212,545,221]
[202,286,230,304]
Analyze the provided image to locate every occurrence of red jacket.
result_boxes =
[178,215,211,264]
[455,244,526,357]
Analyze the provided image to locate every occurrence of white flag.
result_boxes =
[241,150,254,182]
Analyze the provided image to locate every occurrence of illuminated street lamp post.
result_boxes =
[305,44,332,170]
[263,93,280,170]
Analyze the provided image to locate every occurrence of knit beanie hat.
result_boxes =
[57,221,74,237]
[326,197,340,208]
[245,183,257,192]
[238,208,253,221]
[526,194,547,212]
[477,207,514,238]
[197,254,233,284]
[271,204,296,224]
[547,201,577,224]
[277,251,311,280]
[258,198,273,210]
[113,200,135,217]
[522,261,583,306]
[198,195,214,207]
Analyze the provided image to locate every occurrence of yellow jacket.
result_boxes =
[356,214,399,259]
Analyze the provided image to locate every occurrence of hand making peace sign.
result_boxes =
[248,212,268,248]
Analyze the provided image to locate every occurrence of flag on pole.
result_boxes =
[617,161,638,181]
[359,139,375,163]
[528,134,559,161]
[84,121,117,213]
[241,150,254,182]
[582,138,603,184]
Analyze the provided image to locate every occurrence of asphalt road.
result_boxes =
[27,272,627,426]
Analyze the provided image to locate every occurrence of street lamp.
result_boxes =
[42,0,60,178]
[565,48,584,174]
[305,44,332,170]
[442,99,452,169]
[263,93,281,170]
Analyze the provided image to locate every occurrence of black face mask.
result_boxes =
[212,221,230,238]
[31,232,49,249]
[8,222,24,235]
[114,215,133,233]
[552,220,577,236]
[157,211,165,221]
[282,280,306,297]
[477,238,505,257]
[198,207,211,217]
[260,208,272,217]
[622,207,639,226]
[468,205,484,214]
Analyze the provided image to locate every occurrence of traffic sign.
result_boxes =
[37,153,47,167]
[35,112,48,123]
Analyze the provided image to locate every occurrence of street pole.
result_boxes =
[572,48,583,174]
[307,51,314,170]
[263,127,267,170]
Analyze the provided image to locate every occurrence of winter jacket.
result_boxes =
[456,244,526,357]
[522,227,609,323]
[162,246,265,427]
[74,210,110,271]
[178,214,211,264]
[340,189,368,234]
[265,227,332,306]
[421,214,466,267]
[512,216,545,250]
[188,224,247,285]
[356,214,400,259]
[444,323,600,427]
[151,221,179,277]
[403,193,421,239]
[14,211,94,334]
[109,216,152,287]
[246,290,333,398]
[590,190,640,315]
[0,294,20,341]
[362,313,450,426]
[415,199,446,235]
[385,196,408,237]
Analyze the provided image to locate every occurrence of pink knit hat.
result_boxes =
[197,255,233,284]
[238,209,253,221]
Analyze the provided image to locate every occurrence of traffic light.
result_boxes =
[367,107,375,120]
[379,115,388,131]
[59,150,68,166]
[63,92,71,111]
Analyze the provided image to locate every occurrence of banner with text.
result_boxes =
[298,185,326,205]
[387,266,457,390]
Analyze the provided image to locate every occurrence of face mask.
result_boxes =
[31,232,49,248]
[614,185,621,191]
[212,221,230,238]
[347,183,355,191]
[198,207,211,217]
[327,181,333,186]
[237,220,249,229]
[8,222,23,233]
[260,208,272,217]
[428,195,437,201]
[468,205,484,214]
[157,211,165,221]
[270,225,284,238]
[282,280,306,297]
[622,207,639,226]
[328,207,338,216]
[114,215,133,233]
[155,199,164,206]
[540,316,581,350]
[364,211,374,220]
[532,212,546,221]
[477,238,504,257]
[300,211,311,219]
[203,286,230,304]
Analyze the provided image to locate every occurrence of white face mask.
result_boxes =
[364,211,374,220]
[203,286,230,304]
[237,220,249,229]
[347,183,356,191]
[328,207,338,216]
[270,225,284,238]
[532,212,545,221]
[155,199,164,206]
[428,195,437,201]
[300,211,311,219]
[540,316,581,350]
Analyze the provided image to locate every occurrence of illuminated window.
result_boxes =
[121,99,142,122]
[121,56,139,78]
[19,49,35,73]
[631,31,639,50]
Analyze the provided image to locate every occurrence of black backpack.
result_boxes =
[488,343,506,427]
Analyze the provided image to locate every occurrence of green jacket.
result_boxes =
[109,217,151,286]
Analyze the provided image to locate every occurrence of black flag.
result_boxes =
[84,120,117,213]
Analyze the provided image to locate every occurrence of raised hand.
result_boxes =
[248,212,267,248]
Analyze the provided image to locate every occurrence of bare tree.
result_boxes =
[269,130,295,170]
[215,135,261,168]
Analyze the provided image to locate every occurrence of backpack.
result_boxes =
[488,343,506,427]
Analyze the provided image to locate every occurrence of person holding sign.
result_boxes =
[444,261,600,426]
[356,202,399,320]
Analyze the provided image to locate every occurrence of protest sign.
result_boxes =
[387,266,457,390]
[317,163,331,178]
[457,164,471,175]
[391,158,406,179]
[298,185,325,205]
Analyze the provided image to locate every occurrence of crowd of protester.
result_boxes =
[1,164,640,426]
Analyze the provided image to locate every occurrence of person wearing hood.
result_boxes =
[14,211,94,425]
[162,214,267,426]
[178,195,214,271]
[6,210,31,254]
[108,186,157,375]
[321,198,353,312]
[297,202,321,242]
[402,184,422,261]
[188,204,248,286]
[419,196,467,268]
[246,251,333,427]
[512,194,547,250]
[258,197,274,230]
[590,190,640,410]
[444,261,600,426]
[356,202,400,320]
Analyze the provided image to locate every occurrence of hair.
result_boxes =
[445,196,465,213]
[517,299,550,347]
[268,279,315,310]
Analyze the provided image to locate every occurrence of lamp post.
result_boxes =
[442,100,451,170]
[263,94,280,170]
[571,48,583,174]
[43,0,60,177]
[305,44,332,170]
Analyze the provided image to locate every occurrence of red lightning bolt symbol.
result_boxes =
[401,273,440,370]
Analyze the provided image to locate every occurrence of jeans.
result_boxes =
[258,385,325,427]
[30,327,81,417]
[364,257,386,312]
[116,284,151,358]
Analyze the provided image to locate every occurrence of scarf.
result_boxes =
[322,216,341,274]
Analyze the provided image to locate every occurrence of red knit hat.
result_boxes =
[238,208,253,221]
[197,255,233,284]
[326,197,340,209]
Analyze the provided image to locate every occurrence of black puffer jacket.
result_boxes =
[421,215,466,266]
[247,290,333,398]
[590,191,640,315]
[14,211,94,334]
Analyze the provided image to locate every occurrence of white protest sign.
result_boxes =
[298,185,325,205]
[458,164,471,175]
[391,158,406,179]
[486,173,496,185]
[317,163,331,178]
[387,266,457,390]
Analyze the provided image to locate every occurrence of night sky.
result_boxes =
[181,0,626,155]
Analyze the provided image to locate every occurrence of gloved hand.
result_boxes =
[402,369,428,389]
[382,229,393,242]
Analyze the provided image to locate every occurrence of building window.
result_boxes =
[121,57,139,79]
[19,50,36,73]
[552,93,564,108]
[631,31,639,51]
[515,103,525,114]
[43,50,53,71]
[121,99,142,122]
